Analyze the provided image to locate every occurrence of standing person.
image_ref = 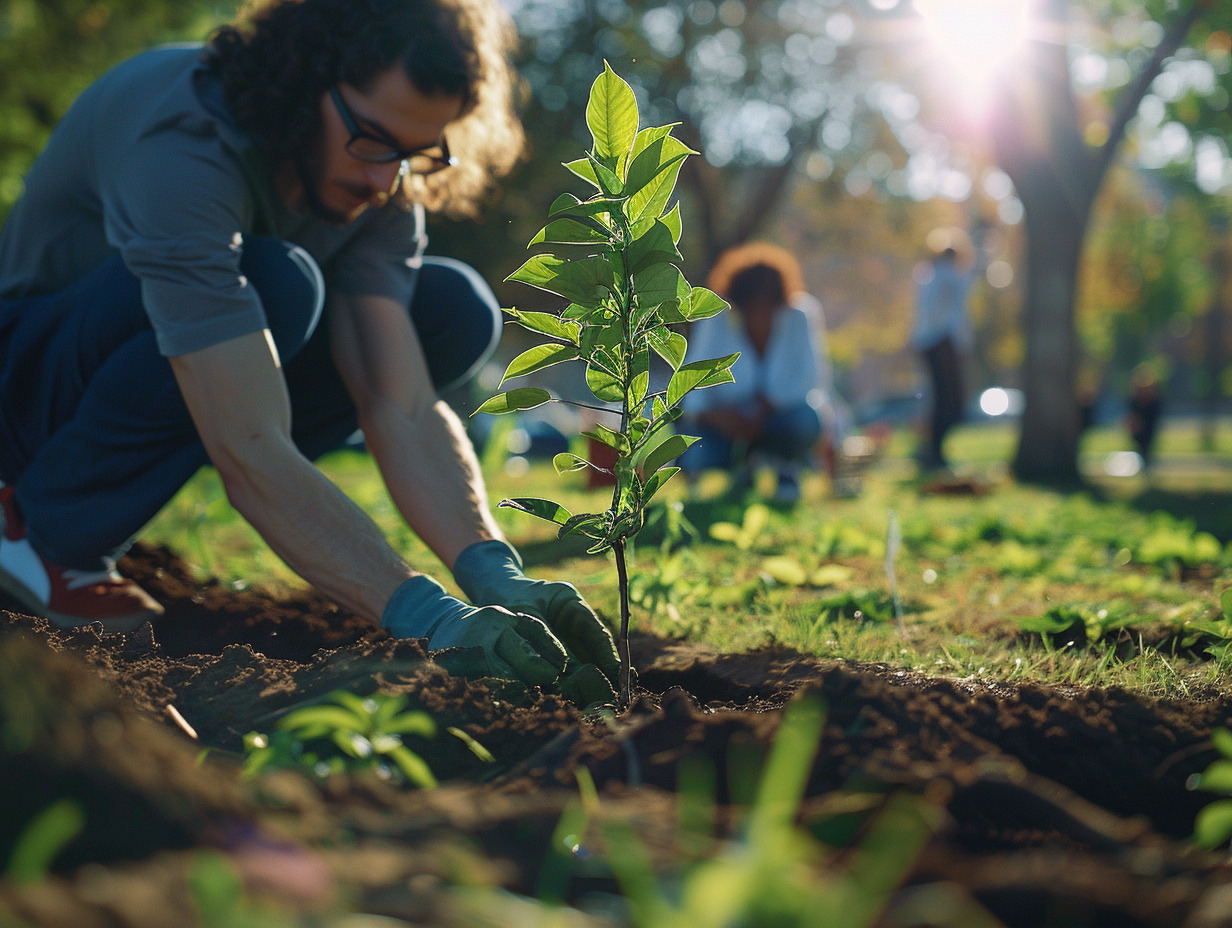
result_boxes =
[678,243,829,504]
[1126,363,1164,469]
[911,242,974,472]
[0,0,619,703]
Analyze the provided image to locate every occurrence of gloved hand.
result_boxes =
[381,574,567,687]
[453,540,621,688]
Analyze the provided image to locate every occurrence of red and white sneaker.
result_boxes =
[0,485,162,633]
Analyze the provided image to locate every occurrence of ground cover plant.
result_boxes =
[4,431,1232,927]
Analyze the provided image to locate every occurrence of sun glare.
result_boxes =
[914,0,1033,112]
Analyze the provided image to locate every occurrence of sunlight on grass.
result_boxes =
[140,427,1232,698]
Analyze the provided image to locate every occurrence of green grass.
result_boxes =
[141,422,1232,699]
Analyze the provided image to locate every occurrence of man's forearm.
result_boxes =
[359,395,503,572]
[218,433,414,623]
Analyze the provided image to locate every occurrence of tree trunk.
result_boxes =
[1012,198,1087,483]
[989,0,1202,485]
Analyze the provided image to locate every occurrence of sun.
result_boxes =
[913,0,1034,112]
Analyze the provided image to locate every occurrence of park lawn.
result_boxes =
[140,420,1232,699]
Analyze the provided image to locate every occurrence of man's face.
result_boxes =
[298,65,463,224]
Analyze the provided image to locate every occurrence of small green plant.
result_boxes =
[1017,603,1143,648]
[475,63,734,706]
[708,503,772,550]
[243,690,490,787]
[813,589,897,626]
[1135,521,1226,577]
[1190,728,1232,850]
[4,799,85,885]
[1177,587,1232,654]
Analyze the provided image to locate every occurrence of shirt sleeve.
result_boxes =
[101,131,266,357]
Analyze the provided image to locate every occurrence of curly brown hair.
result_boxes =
[207,0,525,217]
[705,242,805,310]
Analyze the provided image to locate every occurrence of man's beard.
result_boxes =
[294,149,354,226]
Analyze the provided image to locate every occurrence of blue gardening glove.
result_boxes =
[453,540,621,688]
[381,575,567,687]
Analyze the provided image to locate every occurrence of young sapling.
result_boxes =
[475,64,737,707]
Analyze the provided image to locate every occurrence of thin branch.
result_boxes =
[1094,0,1207,185]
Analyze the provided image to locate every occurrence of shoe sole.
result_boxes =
[0,564,155,635]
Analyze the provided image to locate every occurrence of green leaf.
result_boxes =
[473,387,552,416]
[563,157,599,188]
[681,286,729,321]
[507,254,617,304]
[642,434,697,475]
[761,556,809,586]
[635,263,688,307]
[387,744,438,789]
[587,363,624,403]
[552,452,591,474]
[559,512,610,541]
[383,711,438,738]
[1195,759,1232,794]
[1222,588,1232,620]
[587,62,639,172]
[547,193,626,223]
[666,353,740,407]
[656,298,687,325]
[661,203,683,243]
[629,124,674,162]
[499,497,573,526]
[278,704,363,734]
[1194,799,1232,848]
[561,302,595,321]
[587,154,625,197]
[505,309,581,344]
[625,135,690,217]
[641,466,680,503]
[581,319,623,356]
[500,344,581,383]
[530,218,609,246]
[583,423,629,453]
[647,325,687,369]
[6,800,85,885]
[625,220,682,276]
[628,134,692,221]
[629,348,650,409]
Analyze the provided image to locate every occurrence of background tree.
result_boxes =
[893,0,1232,483]
[0,0,225,219]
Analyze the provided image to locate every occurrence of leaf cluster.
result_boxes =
[242,690,490,789]
[475,63,733,555]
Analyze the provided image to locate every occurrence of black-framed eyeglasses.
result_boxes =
[329,85,457,176]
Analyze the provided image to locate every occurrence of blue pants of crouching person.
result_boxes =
[0,238,501,570]
[678,401,823,475]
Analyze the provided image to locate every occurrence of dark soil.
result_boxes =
[3,542,1232,927]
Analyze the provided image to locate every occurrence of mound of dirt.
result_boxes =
[2,542,1232,927]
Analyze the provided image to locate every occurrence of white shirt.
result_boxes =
[682,299,823,416]
[911,259,973,352]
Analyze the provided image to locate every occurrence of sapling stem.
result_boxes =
[614,536,632,707]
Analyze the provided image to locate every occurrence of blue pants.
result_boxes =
[0,239,501,569]
[678,402,822,474]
